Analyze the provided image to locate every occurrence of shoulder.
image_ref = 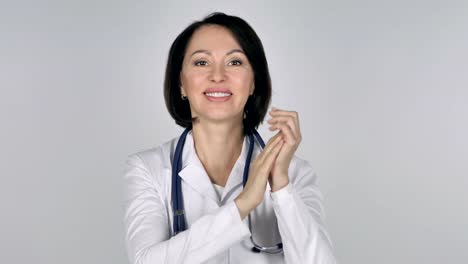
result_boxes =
[286,155,325,202]
[288,154,319,185]
[125,135,179,184]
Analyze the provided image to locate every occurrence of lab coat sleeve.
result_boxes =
[123,154,251,264]
[270,158,337,264]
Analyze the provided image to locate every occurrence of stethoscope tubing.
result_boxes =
[171,127,283,254]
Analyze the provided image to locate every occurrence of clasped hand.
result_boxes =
[235,107,302,219]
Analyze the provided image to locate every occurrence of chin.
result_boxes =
[199,111,241,122]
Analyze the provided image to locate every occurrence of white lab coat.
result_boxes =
[123,130,337,264]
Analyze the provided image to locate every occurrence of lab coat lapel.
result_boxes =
[177,130,260,204]
[221,133,265,202]
[221,135,250,202]
[177,131,219,204]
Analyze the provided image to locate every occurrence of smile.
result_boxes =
[205,92,232,97]
[204,92,232,102]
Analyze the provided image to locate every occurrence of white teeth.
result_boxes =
[205,92,231,97]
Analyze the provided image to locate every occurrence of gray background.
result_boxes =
[1,0,467,263]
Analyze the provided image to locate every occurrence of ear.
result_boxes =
[180,86,186,96]
[179,79,186,95]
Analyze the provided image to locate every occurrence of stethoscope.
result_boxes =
[171,127,283,254]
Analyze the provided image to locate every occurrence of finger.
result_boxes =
[271,122,298,146]
[269,108,300,132]
[257,134,283,163]
[260,132,283,154]
[261,139,284,173]
[269,110,300,133]
[267,116,298,136]
[255,138,284,181]
[264,131,282,147]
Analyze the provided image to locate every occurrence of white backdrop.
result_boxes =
[1,0,467,263]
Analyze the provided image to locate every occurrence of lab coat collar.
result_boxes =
[177,130,250,204]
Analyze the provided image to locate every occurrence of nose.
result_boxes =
[210,63,227,82]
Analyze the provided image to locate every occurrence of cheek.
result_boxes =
[233,74,254,90]
[238,69,254,84]
[181,71,205,87]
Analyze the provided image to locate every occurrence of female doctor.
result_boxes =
[123,12,337,264]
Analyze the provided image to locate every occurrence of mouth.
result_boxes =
[203,87,233,101]
[203,91,233,97]
[203,91,232,102]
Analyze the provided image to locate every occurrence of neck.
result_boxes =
[191,119,245,186]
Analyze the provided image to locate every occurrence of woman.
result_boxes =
[123,12,337,264]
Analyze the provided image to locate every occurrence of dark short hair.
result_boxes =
[163,12,272,134]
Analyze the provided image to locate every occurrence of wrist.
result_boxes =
[270,176,289,192]
[234,196,252,220]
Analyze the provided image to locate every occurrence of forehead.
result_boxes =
[185,25,242,53]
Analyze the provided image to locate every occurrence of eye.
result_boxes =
[229,59,243,66]
[194,60,208,66]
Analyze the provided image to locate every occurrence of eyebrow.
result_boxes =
[190,49,245,57]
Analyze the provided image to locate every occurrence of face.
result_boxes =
[180,25,255,124]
